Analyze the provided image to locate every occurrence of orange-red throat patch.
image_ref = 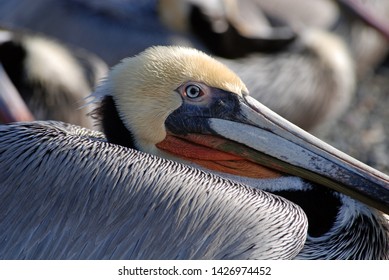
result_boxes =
[156,134,282,179]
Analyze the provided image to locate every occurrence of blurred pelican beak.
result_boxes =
[0,64,34,123]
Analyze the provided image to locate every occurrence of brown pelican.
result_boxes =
[0,28,107,127]
[1,46,389,259]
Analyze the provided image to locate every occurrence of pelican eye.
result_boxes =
[185,85,203,99]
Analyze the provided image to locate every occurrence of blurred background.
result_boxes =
[0,0,388,173]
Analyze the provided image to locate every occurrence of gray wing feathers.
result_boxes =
[0,121,307,259]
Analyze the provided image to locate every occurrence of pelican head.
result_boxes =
[92,46,389,218]
[94,46,247,152]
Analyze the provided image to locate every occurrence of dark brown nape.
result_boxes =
[273,182,341,238]
[90,95,136,149]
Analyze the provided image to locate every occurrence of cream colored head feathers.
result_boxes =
[93,46,247,153]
